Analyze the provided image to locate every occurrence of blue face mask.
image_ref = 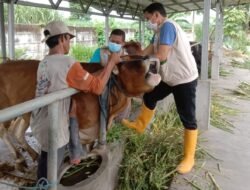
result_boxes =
[108,41,122,53]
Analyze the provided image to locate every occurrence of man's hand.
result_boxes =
[108,52,121,65]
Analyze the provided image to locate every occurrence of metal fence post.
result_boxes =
[0,0,7,61]
[48,101,60,190]
[8,0,15,59]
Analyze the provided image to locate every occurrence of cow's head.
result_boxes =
[114,55,161,96]
[123,40,143,55]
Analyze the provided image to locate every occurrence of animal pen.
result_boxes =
[1,0,247,189]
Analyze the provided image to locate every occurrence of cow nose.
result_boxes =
[145,72,161,87]
[148,62,158,74]
[145,57,160,74]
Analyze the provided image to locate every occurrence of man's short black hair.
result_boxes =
[45,33,68,49]
[110,29,126,42]
[143,2,166,17]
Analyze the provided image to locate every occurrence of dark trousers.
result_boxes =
[69,117,84,160]
[143,79,198,130]
[37,145,66,180]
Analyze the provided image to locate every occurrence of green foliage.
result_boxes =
[169,12,192,31]
[134,28,154,47]
[69,2,91,21]
[193,6,249,52]
[224,30,249,52]
[93,22,106,47]
[15,47,32,59]
[194,19,215,43]
[129,21,153,47]
[69,43,97,62]
[224,8,246,39]
[65,19,92,27]
[92,18,140,46]
[0,47,31,60]
[3,4,67,25]
[223,7,249,51]
[194,24,202,42]
[67,2,92,27]
[14,5,61,24]
[108,106,184,190]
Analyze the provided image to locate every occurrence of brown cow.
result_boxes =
[0,55,160,170]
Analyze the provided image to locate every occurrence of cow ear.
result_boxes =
[112,65,119,75]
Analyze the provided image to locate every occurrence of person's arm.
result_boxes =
[154,45,171,62]
[142,44,154,56]
[142,34,155,56]
[152,22,176,62]
[67,53,120,95]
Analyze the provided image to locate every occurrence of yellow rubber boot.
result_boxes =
[177,129,198,174]
[121,103,155,133]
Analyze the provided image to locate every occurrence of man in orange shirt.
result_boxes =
[30,20,120,180]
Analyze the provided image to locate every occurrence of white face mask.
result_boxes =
[147,20,158,31]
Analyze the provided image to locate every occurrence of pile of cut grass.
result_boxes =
[210,94,238,133]
[233,81,250,99]
[231,60,250,70]
[107,106,184,190]
[219,68,232,77]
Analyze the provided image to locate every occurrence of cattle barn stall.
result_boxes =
[0,0,250,190]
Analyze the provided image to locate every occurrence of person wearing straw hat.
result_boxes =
[122,2,199,174]
[30,20,121,180]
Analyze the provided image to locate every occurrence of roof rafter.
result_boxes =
[48,0,62,9]
[78,0,93,13]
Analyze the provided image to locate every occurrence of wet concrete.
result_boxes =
[170,65,250,190]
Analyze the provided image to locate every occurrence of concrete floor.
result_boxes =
[170,65,250,190]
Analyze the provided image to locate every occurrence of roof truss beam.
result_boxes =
[48,0,62,9]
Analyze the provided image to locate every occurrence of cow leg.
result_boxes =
[99,85,110,146]
[0,124,27,171]
[10,116,38,161]
[114,99,131,122]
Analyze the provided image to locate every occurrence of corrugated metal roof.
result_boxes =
[4,0,250,20]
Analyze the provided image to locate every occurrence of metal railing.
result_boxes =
[0,88,78,190]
